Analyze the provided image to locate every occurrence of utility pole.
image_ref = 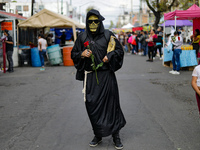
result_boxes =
[57,0,59,13]
[139,0,142,26]
[130,0,133,24]
[78,1,94,23]
[61,0,63,14]
[120,5,126,26]
[31,0,35,16]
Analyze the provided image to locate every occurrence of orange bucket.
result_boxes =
[63,46,74,66]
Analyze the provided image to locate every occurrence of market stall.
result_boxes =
[161,20,193,27]
[18,9,85,43]
[17,9,85,67]
[163,4,200,68]
[132,27,143,32]
[0,10,27,72]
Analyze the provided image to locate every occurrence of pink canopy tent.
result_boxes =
[164,4,200,33]
[164,4,200,20]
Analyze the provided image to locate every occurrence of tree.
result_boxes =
[109,20,114,29]
[180,0,197,9]
[145,0,177,30]
[146,0,194,29]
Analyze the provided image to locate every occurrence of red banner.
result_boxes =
[1,22,12,31]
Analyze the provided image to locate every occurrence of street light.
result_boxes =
[79,1,94,23]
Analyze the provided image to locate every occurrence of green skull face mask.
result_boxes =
[88,15,100,33]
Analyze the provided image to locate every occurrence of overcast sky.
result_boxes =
[70,0,140,26]
[17,0,141,26]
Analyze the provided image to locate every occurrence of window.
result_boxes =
[16,5,22,11]
[39,5,44,10]
[23,5,29,11]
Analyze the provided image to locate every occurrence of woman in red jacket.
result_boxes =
[146,29,157,62]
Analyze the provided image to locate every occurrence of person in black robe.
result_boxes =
[71,9,126,150]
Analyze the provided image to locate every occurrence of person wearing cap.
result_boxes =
[3,29,14,73]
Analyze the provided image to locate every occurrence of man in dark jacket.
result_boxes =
[4,30,14,72]
[71,9,126,150]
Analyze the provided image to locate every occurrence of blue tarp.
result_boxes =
[164,48,197,67]
[51,28,85,45]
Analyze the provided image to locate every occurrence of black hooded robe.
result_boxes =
[71,9,126,137]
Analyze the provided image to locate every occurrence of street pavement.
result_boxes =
[0,54,200,150]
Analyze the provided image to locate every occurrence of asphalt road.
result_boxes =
[0,54,200,150]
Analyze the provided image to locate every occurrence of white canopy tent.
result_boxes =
[17,9,85,43]
[122,23,134,29]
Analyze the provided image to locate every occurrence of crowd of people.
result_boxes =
[117,27,164,62]
[116,27,200,75]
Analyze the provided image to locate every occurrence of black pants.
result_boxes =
[192,43,199,56]
[148,46,154,60]
[7,51,13,70]
[155,45,162,58]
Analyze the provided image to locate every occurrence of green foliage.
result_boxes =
[145,0,177,29]
[180,0,194,10]
[109,20,114,29]
[96,62,104,70]
[90,54,104,85]
[86,6,96,13]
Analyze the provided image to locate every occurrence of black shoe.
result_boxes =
[113,135,123,149]
[89,136,102,147]
[8,70,14,73]
[8,69,14,73]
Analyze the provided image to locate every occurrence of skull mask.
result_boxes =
[88,15,100,33]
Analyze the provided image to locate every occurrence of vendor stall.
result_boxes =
[17,9,85,67]
[164,48,197,67]
[132,27,143,32]
[161,20,193,27]
[18,9,85,43]
[0,11,27,72]
[163,4,200,68]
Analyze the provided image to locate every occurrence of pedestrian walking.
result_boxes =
[118,31,126,48]
[131,32,137,54]
[3,30,14,73]
[146,29,157,62]
[126,32,132,54]
[138,30,146,56]
[191,64,200,117]
[71,9,126,150]
[38,34,47,71]
[136,32,141,54]
[169,31,183,75]
[143,31,148,56]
